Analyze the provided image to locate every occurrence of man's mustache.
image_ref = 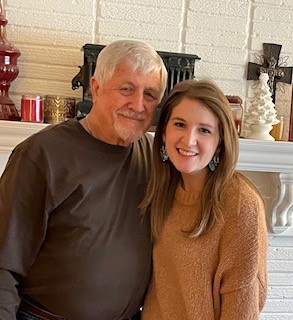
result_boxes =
[116,109,146,120]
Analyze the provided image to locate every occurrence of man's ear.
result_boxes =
[90,77,99,101]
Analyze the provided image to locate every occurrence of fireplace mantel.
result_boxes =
[1,120,293,235]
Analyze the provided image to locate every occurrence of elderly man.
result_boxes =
[0,39,167,320]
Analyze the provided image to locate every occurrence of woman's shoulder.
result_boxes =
[223,173,264,223]
[225,173,262,202]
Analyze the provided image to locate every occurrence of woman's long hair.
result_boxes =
[141,79,242,239]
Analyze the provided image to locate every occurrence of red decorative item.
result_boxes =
[0,3,21,121]
[21,95,44,123]
[226,95,244,136]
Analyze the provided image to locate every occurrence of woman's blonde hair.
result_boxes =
[141,79,252,239]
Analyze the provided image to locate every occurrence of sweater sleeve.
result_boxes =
[0,147,49,319]
[220,278,266,319]
[214,182,268,320]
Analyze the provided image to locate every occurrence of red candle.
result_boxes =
[21,95,44,122]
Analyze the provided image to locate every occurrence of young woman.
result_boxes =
[141,79,268,320]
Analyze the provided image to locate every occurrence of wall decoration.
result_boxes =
[247,43,293,103]
[246,73,279,141]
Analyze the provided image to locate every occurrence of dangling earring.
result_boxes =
[160,145,169,162]
[208,153,220,172]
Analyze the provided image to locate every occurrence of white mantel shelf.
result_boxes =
[1,120,293,235]
[0,120,49,152]
[238,138,293,173]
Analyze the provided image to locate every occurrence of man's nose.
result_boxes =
[129,91,145,113]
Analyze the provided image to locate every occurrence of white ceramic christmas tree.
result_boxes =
[246,72,279,141]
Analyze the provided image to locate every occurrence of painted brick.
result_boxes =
[268,273,293,286]
[255,0,293,5]
[11,78,80,98]
[261,315,293,320]
[186,28,247,49]
[6,8,92,33]
[97,35,180,52]
[267,286,293,299]
[189,0,249,17]
[254,5,293,22]
[204,79,244,97]
[99,19,180,42]
[252,21,293,39]
[188,12,247,32]
[250,37,293,53]
[103,0,183,9]
[186,45,246,68]
[195,62,245,82]
[263,298,293,313]
[7,0,94,15]
[268,260,293,272]
[269,236,293,247]
[100,2,181,25]
[268,246,293,260]
[16,45,82,66]
[17,63,79,84]
[8,26,92,48]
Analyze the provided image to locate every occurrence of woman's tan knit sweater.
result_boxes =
[142,177,268,320]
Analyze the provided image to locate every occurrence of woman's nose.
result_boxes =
[182,130,197,146]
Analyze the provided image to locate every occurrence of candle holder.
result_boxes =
[226,95,244,136]
[0,3,21,120]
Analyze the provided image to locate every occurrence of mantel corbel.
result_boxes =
[271,172,293,235]
[237,139,293,236]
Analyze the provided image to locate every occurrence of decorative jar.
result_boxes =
[0,3,21,120]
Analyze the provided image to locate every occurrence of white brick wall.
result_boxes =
[2,0,293,318]
[5,0,95,108]
[264,236,293,318]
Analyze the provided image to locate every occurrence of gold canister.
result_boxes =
[44,95,76,124]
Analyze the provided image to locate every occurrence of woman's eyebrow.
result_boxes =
[170,116,186,122]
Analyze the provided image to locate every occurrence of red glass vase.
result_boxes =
[0,3,21,120]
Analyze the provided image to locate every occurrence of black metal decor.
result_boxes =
[71,43,201,126]
[247,43,293,103]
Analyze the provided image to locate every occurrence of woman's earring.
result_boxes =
[160,145,169,162]
[208,153,220,172]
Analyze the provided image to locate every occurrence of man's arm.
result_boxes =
[0,147,49,318]
[0,269,21,320]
